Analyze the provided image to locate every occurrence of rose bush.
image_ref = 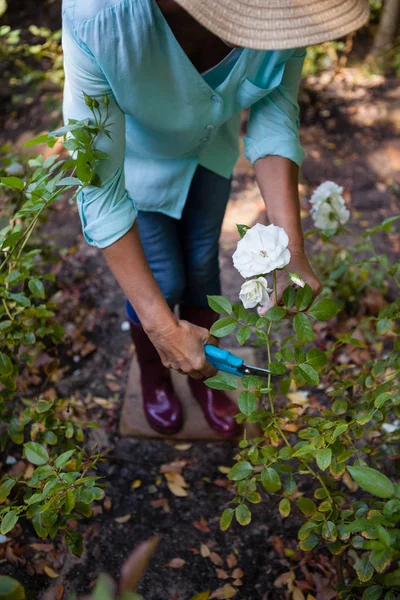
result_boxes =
[206,183,400,599]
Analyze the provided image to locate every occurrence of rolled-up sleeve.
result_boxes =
[244,48,306,168]
[62,14,137,248]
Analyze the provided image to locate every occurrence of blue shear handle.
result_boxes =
[204,344,244,377]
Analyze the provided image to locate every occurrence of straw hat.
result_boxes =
[173,0,370,50]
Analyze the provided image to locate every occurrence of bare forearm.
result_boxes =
[102,223,176,334]
[254,156,304,250]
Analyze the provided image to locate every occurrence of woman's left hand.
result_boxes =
[259,248,322,314]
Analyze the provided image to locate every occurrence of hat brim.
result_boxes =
[174,0,370,50]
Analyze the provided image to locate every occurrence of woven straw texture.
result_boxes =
[174,0,370,49]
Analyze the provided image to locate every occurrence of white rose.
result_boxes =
[310,181,344,206]
[311,195,350,230]
[232,223,291,278]
[239,277,272,309]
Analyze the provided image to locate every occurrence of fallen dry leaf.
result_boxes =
[166,481,188,497]
[30,543,54,552]
[210,584,237,599]
[193,516,211,533]
[131,480,142,489]
[165,558,186,569]
[200,544,211,558]
[115,514,131,524]
[216,569,229,580]
[292,588,305,600]
[231,568,243,579]
[174,443,192,451]
[217,466,230,474]
[232,580,242,587]
[159,460,187,474]
[274,571,295,589]
[44,566,60,579]
[209,552,224,566]
[103,496,112,510]
[165,472,189,488]
[226,553,237,569]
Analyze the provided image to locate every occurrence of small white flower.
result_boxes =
[382,420,399,434]
[309,181,350,230]
[311,196,350,230]
[289,272,305,288]
[232,223,291,278]
[239,277,272,309]
[310,181,344,206]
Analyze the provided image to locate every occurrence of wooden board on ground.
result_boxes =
[120,347,260,440]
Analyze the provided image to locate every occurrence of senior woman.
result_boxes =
[62,0,369,436]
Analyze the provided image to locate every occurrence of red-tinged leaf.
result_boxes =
[193,516,211,532]
[29,543,54,552]
[210,552,224,566]
[226,553,237,568]
[216,569,229,580]
[119,536,160,593]
[115,514,131,523]
[165,558,186,569]
[232,568,244,579]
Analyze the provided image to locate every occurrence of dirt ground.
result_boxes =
[1,7,400,598]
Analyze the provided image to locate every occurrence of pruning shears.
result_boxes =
[204,344,282,380]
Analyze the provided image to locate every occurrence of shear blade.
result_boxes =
[241,363,277,379]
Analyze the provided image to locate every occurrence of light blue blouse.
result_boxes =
[62,0,306,248]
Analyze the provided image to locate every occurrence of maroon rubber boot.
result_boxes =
[129,322,183,435]
[180,306,241,437]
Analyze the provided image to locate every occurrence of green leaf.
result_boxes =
[236,326,251,345]
[24,133,49,147]
[265,306,287,322]
[362,586,383,600]
[0,576,26,600]
[220,508,234,531]
[236,224,250,238]
[295,284,313,311]
[210,317,237,337]
[207,295,232,316]
[279,498,291,518]
[235,503,251,526]
[356,556,374,583]
[24,442,49,466]
[369,548,392,574]
[299,533,319,551]
[331,423,348,439]
[377,319,392,335]
[28,278,45,299]
[65,530,83,557]
[316,448,332,471]
[296,364,319,386]
[322,521,337,542]
[0,479,16,503]
[297,497,317,516]
[374,392,391,409]
[0,352,13,377]
[293,443,315,457]
[283,286,296,309]
[293,313,314,342]
[0,176,25,190]
[268,362,287,375]
[238,391,257,416]
[261,467,281,493]
[57,176,82,187]
[0,510,18,534]
[307,348,328,369]
[228,461,253,481]
[205,373,238,391]
[54,449,75,470]
[309,299,339,321]
[347,466,395,499]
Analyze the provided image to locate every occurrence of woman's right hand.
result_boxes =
[146,318,218,379]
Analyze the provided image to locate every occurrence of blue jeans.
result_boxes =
[126,166,232,324]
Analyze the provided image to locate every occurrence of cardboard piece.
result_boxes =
[120,347,261,440]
